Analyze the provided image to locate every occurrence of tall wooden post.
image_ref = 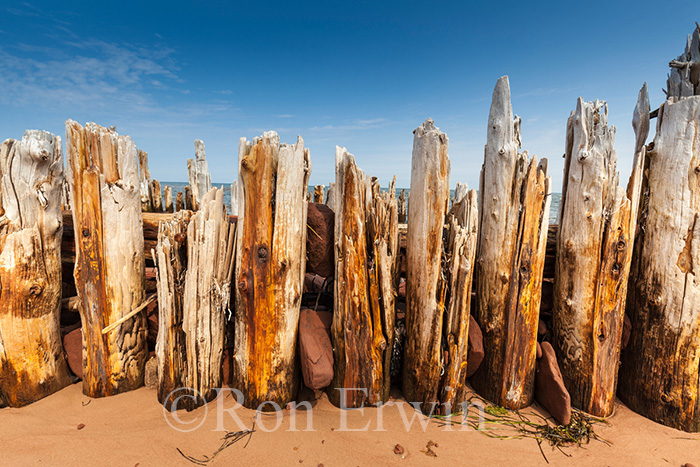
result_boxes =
[619,25,700,432]
[187,139,212,211]
[553,94,645,417]
[233,133,310,408]
[150,179,162,212]
[329,149,398,408]
[0,130,72,407]
[402,119,450,413]
[163,186,173,213]
[471,77,551,409]
[65,120,148,397]
[313,184,325,203]
[137,149,153,211]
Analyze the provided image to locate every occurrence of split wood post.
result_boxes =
[471,77,551,409]
[553,94,645,417]
[233,132,310,409]
[182,188,235,408]
[175,192,185,212]
[150,179,162,212]
[401,119,451,413]
[187,139,212,211]
[397,188,407,223]
[0,130,72,407]
[328,150,398,408]
[65,120,148,397]
[154,210,192,409]
[439,187,479,414]
[619,26,700,432]
[138,149,153,211]
[325,182,335,208]
[163,186,173,213]
[313,184,325,203]
[185,186,193,211]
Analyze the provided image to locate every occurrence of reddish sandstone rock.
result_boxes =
[466,315,484,378]
[535,341,571,425]
[304,273,327,294]
[536,341,543,360]
[306,203,335,277]
[298,308,334,389]
[62,328,83,380]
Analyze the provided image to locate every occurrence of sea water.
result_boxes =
[160,182,562,225]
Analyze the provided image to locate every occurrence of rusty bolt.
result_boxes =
[258,246,268,259]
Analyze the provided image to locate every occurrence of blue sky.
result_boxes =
[0,1,696,189]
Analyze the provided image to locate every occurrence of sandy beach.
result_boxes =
[1,383,698,466]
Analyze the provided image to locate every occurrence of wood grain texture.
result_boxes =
[619,74,700,430]
[329,150,398,408]
[554,93,645,417]
[0,131,72,407]
[471,77,551,409]
[233,133,310,409]
[402,119,450,414]
[65,120,148,398]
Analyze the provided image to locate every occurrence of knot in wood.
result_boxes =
[81,228,90,238]
[174,233,186,243]
[238,280,247,292]
[257,246,268,260]
[616,240,626,252]
[695,165,700,174]
[28,283,43,296]
[498,147,505,156]
[500,273,509,284]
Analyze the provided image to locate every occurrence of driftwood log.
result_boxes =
[329,149,398,408]
[187,140,212,211]
[65,120,148,397]
[402,119,451,413]
[553,93,645,417]
[154,210,192,409]
[233,133,310,409]
[0,131,72,407]
[619,28,700,432]
[471,77,551,409]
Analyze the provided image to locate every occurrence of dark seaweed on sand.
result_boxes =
[177,423,256,465]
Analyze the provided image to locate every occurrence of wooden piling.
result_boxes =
[397,188,407,223]
[150,179,162,212]
[313,184,325,203]
[65,120,148,397]
[138,149,153,211]
[185,186,193,211]
[187,139,212,211]
[163,186,173,213]
[553,94,644,417]
[0,131,72,407]
[402,119,451,413]
[233,132,310,409]
[471,77,551,409]
[175,191,185,212]
[329,149,398,408]
[619,26,700,432]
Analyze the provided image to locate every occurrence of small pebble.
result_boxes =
[394,444,405,455]
[77,423,85,430]
[294,447,299,451]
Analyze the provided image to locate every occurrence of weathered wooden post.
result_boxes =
[183,188,235,407]
[230,180,238,215]
[397,189,407,223]
[138,149,153,211]
[313,184,325,203]
[154,210,191,409]
[553,94,645,417]
[175,192,185,212]
[187,140,212,211]
[329,148,398,408]
[163,186,174,213]
[471,77,551,409]
[233,132,310,408]
[150,179,163,212]
[401,119,450,413]
[619,25,700,432]
[65,120,148,397]
[325,182,335,208]
[0,130,73,407]
[185,186,194,211]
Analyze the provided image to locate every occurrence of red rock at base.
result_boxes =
[298,308,333,390]
[536,341,542,359]
[535,341,571,425]
[466,315,484,378]
[306,203,335,277]
[304,273,327,294]
[63,328,83,380]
